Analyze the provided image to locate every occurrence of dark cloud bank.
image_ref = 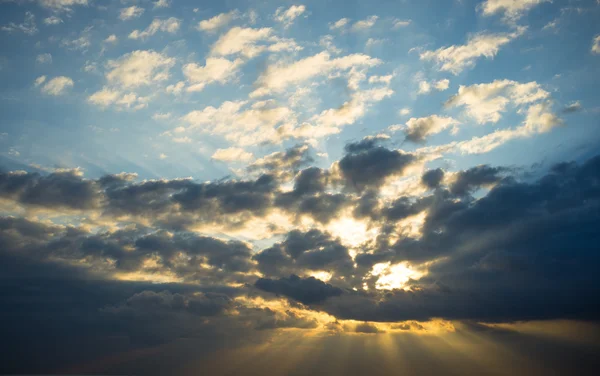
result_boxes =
[1,144,600,374]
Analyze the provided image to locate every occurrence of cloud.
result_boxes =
[120,6,144,21]
[105,50,175,88]
[404,115,459,143]
[43,16,62,25]
[197,11,238,32]
[129,17,181,39]
[1,12,37,35]
[417,79,449,94]
[592,35,600,54]
[212,147,254,163]
[182,100,296,146]
[329,18,350,31]
[36,53,52,64]
[104,34,118,44]
[480,0,550,22]
[446,79,550,124]
[153,0,170,9]
[392,19,411,29]
[37,0,88,12]
[255,275,344,305]
[421,168,445,189]
[251,51,381,97]
[351,15,378,32]
[183,57,243,92]
[420,28,524,74]
[274,5,306,28]
[39,76,74,95]
[337,143,417,192]
[210,26,300,58]
[88,87,150,111]
[563,101,582,114]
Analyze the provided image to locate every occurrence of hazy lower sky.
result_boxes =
[1,0,600,375]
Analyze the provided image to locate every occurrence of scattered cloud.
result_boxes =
[36,53,52,64]
[120,6,145,21]
[197,11,238,32]
[274,5,306,28]
[38,76,74,95]
[129,17,181,39]
[592,35,600,54]
[480,0,550,23]
[212,147,254,162]
[1,12,37,35]
[420,28,524,74]
[183,57,243,92]
[105,50,175,88]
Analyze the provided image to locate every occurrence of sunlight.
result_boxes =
[369,261,425,290]
[326,212,379,247]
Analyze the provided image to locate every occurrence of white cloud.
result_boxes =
[351,15,378,32]
[105,50,175,88]
[183,57,243,92]
[43,16,63,25]
[522,102,563,133]
[210,27,300,58]
[60,27,92,51]
[251,51,381,97]
[104,34,118,44]
[120,6,144,21]
[88,87,149,111]
[153,112,172,120]
[1,12,37,35]
[129,17,181,39]
[274,5,306,28]
[420,28,524,74]
[182,100,296,146]
[38,0,88,12]
[404,115,459,142]
[446,79,549,124]
[329,18,349,31]
[480,0,549,22]
[34,76,47,86]
[592,35,600,54]
[153,0,170,9]
[368,75,393,84]
[159,153,168,159]
[197,11,238,32]
[418,79,449,94]
[392,19,411,29]
[36,53,52,64]
[40,76,73,95]
[212,147,254,162]
[166,81,185,95]
[399,108,411,116]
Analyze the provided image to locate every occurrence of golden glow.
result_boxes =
[308,270,333,282]
[325,210,379,247]
[369,261,425,290]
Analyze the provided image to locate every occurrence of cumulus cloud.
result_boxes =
[212,147,254,163]
[446,79,550,124]
[480,0,550,22]
[418,79,449,94]
[43,16,63,25]
[197,11,238,32]
[183,57,243,92]
[592,35,600,54]
[351,15,378,31]
[129,17,181,39]
[38,76,74,95]
[120,6,144,20]
[36,53,52,64]
[420,28,524,74]
[105,50,175,88]
[274,5,306,28]
[251,51,381,97]
[210,26,300,58]
[404,115,459,143]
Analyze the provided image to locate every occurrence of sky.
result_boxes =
[1,0,600,374]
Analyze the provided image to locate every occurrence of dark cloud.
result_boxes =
[0,170,99,210]
[338,144,417,192]
[449,165,509,195]
[247,144,314,177]
[255,275,344,305]
[254,229,354,279]
[421,168,444,189]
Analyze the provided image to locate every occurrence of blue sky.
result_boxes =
[1,0,598,181]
